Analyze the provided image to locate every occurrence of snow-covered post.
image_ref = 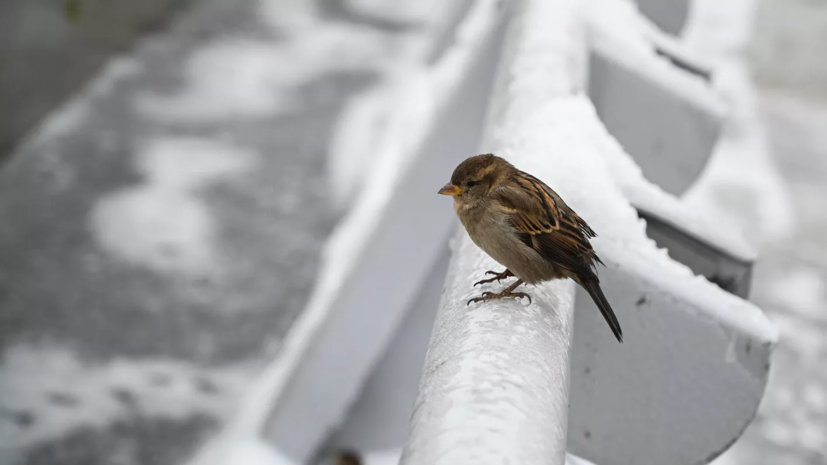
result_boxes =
[400,1,586,464]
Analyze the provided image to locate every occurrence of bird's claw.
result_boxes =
[467,290,532,306]
[466,292,492,305]
[473,269,514,287]
[510,292,532,304]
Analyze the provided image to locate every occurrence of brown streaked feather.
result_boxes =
[491,170,622,341]
[444,154,622,342]
[492,171,602,276]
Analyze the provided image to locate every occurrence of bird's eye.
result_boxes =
[466,180,477,188]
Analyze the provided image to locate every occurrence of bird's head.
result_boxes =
[438,154,514,204]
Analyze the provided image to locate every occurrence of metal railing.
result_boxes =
[226,1,778,464]
[400,1,777,464]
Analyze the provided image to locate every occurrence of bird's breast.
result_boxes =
[457,206,555,284]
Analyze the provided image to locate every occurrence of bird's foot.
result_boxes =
[467,289,532,306]
[473,269,514,287]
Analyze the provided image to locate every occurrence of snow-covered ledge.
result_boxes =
[403,0,777,465]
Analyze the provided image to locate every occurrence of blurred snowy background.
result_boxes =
[0,0,825,464]
[707,0,827,464]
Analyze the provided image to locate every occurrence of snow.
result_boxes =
[566,454,597,465]
[344,0,442,24]
[748,0,827,95]
[36,0,785,461]
[493,91,776,342]
[186,436,297,465]
[19,57,142,148]
[326,0,471,210]
[681,64,795,247]
[680,0,795,248]
[677,0,827,463]
[583,0,725,119]
[765,268,825,320]
[90,137,254,277]
[0,344,249,452]
[360,449,403,465]
[621,179,756,262]
[137,0,390,122]
[507,0,773,344]
[328,70,434,211]
[315,449,597,465]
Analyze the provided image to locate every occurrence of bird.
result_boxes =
[438,153,623,342]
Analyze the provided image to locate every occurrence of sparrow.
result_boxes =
[438,154,623,342]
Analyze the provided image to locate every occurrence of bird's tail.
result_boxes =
[580,278,623,343]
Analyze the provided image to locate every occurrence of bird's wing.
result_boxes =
[491,171,601,276]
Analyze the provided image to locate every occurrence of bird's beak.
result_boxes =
[438,183,462,196]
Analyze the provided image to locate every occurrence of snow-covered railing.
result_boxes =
[185,1,776,465]
[402,1,777,465]
[398,1,583,463]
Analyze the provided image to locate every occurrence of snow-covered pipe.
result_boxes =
[400,1,586,464]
